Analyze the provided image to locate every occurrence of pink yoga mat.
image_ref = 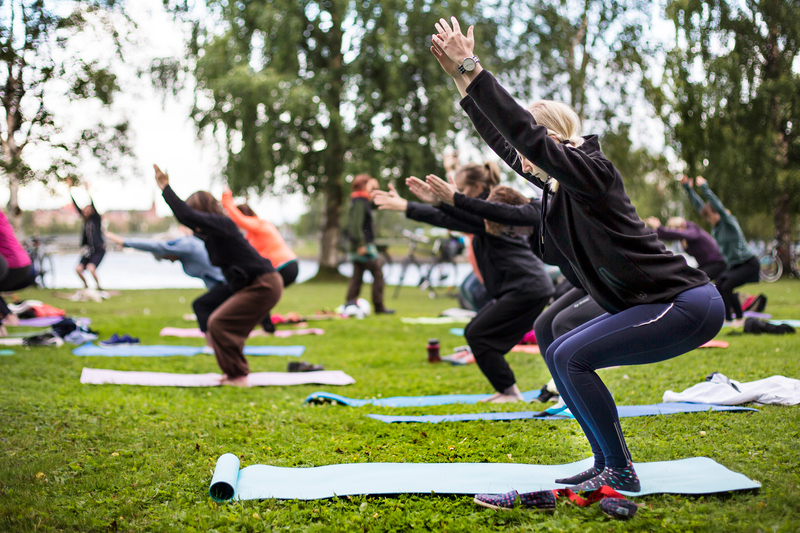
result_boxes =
[79,367,355,387]
[159,327,324,339]
[511,345,540,354]
[700,340,729,349]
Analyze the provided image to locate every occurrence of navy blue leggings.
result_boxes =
[544,283,724,468]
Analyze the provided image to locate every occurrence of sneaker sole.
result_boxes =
[472,497,556,512]
[473,497,511,511]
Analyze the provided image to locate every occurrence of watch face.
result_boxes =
[462,57,476,72]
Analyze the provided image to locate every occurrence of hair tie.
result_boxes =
[561,139,571,145]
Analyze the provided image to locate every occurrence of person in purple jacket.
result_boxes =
[645,216,727,281]
[430,17,724,497]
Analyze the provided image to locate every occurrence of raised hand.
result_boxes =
[372,184,408,212]
[695,176,707,186]
[405,176,439,204]
[430,34,460,77]
[154,164,170,190]
[432,17,475,70]
[678,174,691,186]
[425,174,457,205]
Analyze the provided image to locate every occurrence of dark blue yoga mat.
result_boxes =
[72,343,305,357]
[304,390,541,407]
[367,403,758,423]
[209,453,760,501]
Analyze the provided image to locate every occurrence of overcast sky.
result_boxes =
[1,1,692,224]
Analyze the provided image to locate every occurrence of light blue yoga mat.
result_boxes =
[208,453,759,501]
[304,390,541,407]
[367,403,758,424]
[0,350,14,356]
[769,319,800,328]
[72,343,305,357]
[449,328,464,336]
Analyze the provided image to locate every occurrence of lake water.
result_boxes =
[45,251,475,290]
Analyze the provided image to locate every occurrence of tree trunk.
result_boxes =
[6,174,22,233]
[311,1,347,283]
[774,190,793,278]
[315,178,345,281]
[3,135,24,234]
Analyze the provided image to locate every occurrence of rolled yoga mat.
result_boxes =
[80,367,355,387]
[304,390,541,407]
[367,402,758,424]
[72,343,305,357]
[207,453,759,501]
[160,327,325,338]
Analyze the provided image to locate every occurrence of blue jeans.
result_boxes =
[544,283,724,467]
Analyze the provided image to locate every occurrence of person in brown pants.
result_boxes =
[154,164,283,386]
[344,175,394,314]
[206,272,283,381]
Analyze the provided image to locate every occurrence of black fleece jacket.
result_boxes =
[162,185,274,291]
[72,195,105,252]
[462,70,708,313]
[405,201,553,300]
[452,193,583,290]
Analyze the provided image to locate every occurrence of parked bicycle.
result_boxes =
[23,236,56,288]
[393,229,464,299]
[758,240,800,282]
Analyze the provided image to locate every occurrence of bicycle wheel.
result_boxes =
[425,260,457,298]
[37,253,56,288]
[758,251,782,282]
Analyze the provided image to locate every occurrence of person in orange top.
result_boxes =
[222,190,298,332]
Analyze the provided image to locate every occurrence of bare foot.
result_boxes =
[482,393,523,404]
[2,314,20,327]
[0,325,7,338]
[220,375,249,387]
[480,384,524,403]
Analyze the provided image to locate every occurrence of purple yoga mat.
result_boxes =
[16,316,91,327]
[79,367,356,387]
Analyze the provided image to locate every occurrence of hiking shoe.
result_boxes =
[473,490,556,511]
[99,333,120,346]
[119,335,140,344]
[599,498,638,520]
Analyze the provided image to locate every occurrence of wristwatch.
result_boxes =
[457,55,480,74]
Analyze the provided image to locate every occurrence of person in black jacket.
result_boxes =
[67,179,105,290]
[426,185,607,406]
[375,163,554,403]
[432,18,723,493]
[154,165,283,387]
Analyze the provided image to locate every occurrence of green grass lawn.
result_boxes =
[1,280,799,532]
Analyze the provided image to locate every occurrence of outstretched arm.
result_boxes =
[221,190,262,232]
[154,164,226,235]
[405,201,484,234]
[454,194,541,227]
[696,177,733,223]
